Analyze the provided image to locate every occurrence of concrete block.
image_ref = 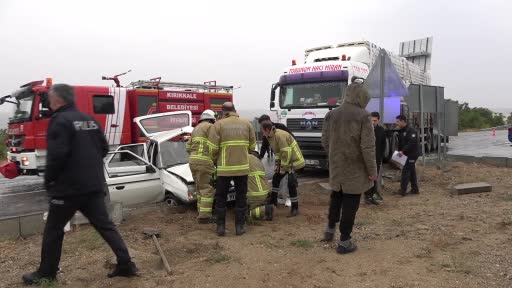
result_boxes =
[481,156,507,167]
[19,213,45,237]
[0,217,20,240]
[454,182,492,195]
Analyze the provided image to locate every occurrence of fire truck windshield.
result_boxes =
[9,90,35,123]
[279,81,347,109]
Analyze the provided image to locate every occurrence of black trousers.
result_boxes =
[215,175,248,211]
[327,189,362,241]
[38,193,131,277]
[401,159,418,192]
[272,172,298,203]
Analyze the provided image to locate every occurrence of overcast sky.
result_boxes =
[0,0,510,122]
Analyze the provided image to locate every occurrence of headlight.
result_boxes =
[187,184,196,200]
[21,156,29,166]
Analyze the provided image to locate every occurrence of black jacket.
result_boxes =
[374,125,386,166]
[259,122,294,158]
[398,125,420,160]
[44,105,109,198]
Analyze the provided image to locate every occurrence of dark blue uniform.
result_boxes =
[398,125,420,194]
[38,104,132,278]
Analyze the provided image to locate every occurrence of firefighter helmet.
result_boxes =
[199,109,216,122]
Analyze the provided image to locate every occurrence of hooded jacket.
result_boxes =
[208,111,257,176]
[321,83,377,194]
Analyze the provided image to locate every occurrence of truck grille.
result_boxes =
[287,118,324,132]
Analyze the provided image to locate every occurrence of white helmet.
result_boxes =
[199,109,216,122]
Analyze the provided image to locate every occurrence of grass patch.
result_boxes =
[40,279,58,288]
[502,194,512,202]
[207,252,231,263]
[290,239,314,249]
[75,230,103,250]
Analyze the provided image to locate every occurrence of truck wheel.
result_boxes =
[424,131,432,153]
[383,136,391,163]
[432,133,438,151]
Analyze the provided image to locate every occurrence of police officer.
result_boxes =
[186,110,216,224]
[396,115,420,196]
[247,151,273,221]
[208,102,257,236]
[22,84,137,285]
[261,121,305,217]
[257,114,294,159]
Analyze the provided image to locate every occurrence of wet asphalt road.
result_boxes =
[4,129,507,218]
[0,157,327,218]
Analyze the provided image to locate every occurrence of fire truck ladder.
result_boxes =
[130,78,234,93]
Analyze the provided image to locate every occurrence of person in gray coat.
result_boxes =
[320,81,377,254]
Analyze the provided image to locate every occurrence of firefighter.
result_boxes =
[22,84,137,285]
[186,109,216,224]
[257,114,294,159]
[208,102,257,236]
[395,115,420,196]
[247,151,273,221]
[260,121,305,217]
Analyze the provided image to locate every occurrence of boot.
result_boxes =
[373,191,383,201]
[409,188,420,195]
[235,208,246,236]
[364,194,379,205]
[107,261,138,278]
[393,189,407,197]
[22,271,56,285]
[269,191,278,206]
[321,226,335,242]
[264,204,274,221]
[216,208,226,237]
[288,202,299,217]
[336,239,358,254]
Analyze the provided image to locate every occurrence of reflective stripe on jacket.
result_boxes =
[208,112,257,176]
[248,154,270,207]
[186,121,214,165]
[267,128,305,171]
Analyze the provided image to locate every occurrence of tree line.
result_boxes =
[459,103,511,130]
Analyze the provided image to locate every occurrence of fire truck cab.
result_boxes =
[1,78,233,176]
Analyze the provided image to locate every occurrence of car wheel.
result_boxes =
[165,193,183,207]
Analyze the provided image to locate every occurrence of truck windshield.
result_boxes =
[159,140,189,168]
[9,92,35,123]
[279,81,347,109]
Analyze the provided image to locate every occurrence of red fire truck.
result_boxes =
[0,77,233,175]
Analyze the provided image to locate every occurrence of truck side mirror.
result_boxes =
[270,102,275,109]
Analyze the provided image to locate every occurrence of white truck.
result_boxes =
[269,40,436,169]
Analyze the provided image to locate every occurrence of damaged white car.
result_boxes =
[104,111,197,207]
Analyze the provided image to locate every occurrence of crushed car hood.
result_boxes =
[165,164,194,183]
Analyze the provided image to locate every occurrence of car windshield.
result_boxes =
[279,81,347,109]
[8,91,35,123]
[159,140,189,168]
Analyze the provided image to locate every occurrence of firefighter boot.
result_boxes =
[216,208,226,237]
[269,191,278,206]
[264,204,274,221]
[288,202,299,217]
[235,208,246,236]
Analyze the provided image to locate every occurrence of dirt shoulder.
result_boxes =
[1,162,512,288]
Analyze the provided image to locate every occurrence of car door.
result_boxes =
[104,150,163,207]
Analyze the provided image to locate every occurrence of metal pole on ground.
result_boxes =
[436,87,442,162]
